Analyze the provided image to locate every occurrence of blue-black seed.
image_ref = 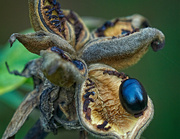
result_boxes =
[119,78,148,116]
[72,60,84,70]
[51,46,64,55]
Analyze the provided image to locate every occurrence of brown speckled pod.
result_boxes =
[76,64,154,139]
[28,0,90,51]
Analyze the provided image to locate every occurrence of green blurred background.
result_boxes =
[0,0,180,138]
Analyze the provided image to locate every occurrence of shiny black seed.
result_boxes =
[51,46,64,55]
[72,60,84,70]
[119,78,148,116]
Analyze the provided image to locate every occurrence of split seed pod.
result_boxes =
[77,64,154,139]
[28,0,90,50]
[79,14,165,70]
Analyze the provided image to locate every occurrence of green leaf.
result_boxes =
[0,90,24,109]
[0,28,39,95]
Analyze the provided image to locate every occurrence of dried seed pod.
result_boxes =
[62,10,90,51]
[2,59,55,139]
[9,31,76,55]
[92,14,150,38]
[28,0,75,43]
[28,0,90,50]
[57,86,77,121]
[2,86,44,139]
[79,27,165,70]
[39,86,60,133]
[76,64,154,139]
[40,48,87,87]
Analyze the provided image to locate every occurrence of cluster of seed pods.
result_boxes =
[2,0,165,139]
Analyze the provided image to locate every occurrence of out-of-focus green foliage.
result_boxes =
[0,90,24,109]
[0,29,39,95]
